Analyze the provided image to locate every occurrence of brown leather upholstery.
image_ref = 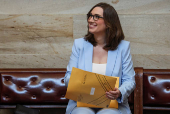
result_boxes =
[1,73,67,104]
[1,68,169,114]
[0,69,68,108]
[0,68,135,110]
[143,71,170,106]
[134,68,170,114]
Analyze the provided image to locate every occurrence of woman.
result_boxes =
[64,2,135,114]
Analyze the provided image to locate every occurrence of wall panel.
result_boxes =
[0,0,169,14]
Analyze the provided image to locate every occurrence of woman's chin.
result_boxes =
[88,29,96,34]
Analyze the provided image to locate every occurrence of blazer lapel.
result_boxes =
[84,41,93,72]
[105,49,118,76]
[84,40,118,75]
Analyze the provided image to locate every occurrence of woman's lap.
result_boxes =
[71,107,95,114]
[96,108,120,114]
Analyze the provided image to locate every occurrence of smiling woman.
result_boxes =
[87,7,106,35]
[64,2,135,114]
[85,2,124,51]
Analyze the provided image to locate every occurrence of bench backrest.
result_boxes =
[134,68,170,114]
[0,68,134,109]
[1,68,170,114]
[0,69,68,108]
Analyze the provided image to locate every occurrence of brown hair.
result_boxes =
[84,2,124,50]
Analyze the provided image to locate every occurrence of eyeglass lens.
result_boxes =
[87,14,99,21]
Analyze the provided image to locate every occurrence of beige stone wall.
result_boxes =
[0,0,170,69]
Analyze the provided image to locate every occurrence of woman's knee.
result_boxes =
[96,108,120,114]
[71,107,95,114]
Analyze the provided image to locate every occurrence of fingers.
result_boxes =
[106,91,117,100]
[109,90,119,95]
[110,88,121,97]
[106,93,116,100]
[105,88,121,100]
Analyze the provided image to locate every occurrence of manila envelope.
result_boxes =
[77,76,119,109]
[65,67,118,108]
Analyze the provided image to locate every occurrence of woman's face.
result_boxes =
[88,7,107,35]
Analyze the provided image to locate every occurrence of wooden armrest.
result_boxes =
[134,67,143,114]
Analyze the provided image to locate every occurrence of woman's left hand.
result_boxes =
[106,87,121,100]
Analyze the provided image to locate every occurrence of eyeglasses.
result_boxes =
[87,14,103,21]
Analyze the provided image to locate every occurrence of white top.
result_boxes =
[92,63,107,75]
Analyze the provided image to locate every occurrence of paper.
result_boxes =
[65,67,118,108]
[77,76,119,108]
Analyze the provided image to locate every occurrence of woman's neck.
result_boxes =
[94,33,106,47]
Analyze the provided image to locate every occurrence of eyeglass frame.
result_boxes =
[87,14,104,21]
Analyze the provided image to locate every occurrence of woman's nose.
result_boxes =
[88,17,94,22]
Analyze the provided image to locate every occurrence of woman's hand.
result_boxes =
[106,87,121,100]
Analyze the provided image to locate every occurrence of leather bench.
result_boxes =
[0,68,170,114]
[134,67,170,114]
[0,69,68,109]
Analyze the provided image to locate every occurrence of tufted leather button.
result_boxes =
[47,86,50,89]
[60,94,66,100]
[31,95,36,99]
[5,95,9,98]
[150,94,155,99]
[32,78,36,82]
[61,79,64,83]
[6,78,9,81]
[167,87,170,90]
[19,86,21,89]
[151,77,155,81]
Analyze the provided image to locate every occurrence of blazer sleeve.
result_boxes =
[64,39,80,87]
[117,42,136,103]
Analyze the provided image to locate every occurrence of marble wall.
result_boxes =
[0,0,170,69]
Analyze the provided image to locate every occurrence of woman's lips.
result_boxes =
[89,24,97,29]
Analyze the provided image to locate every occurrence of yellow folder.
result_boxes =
[65,67,119,108]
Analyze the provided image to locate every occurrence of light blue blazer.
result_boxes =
[64,38,136,114]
